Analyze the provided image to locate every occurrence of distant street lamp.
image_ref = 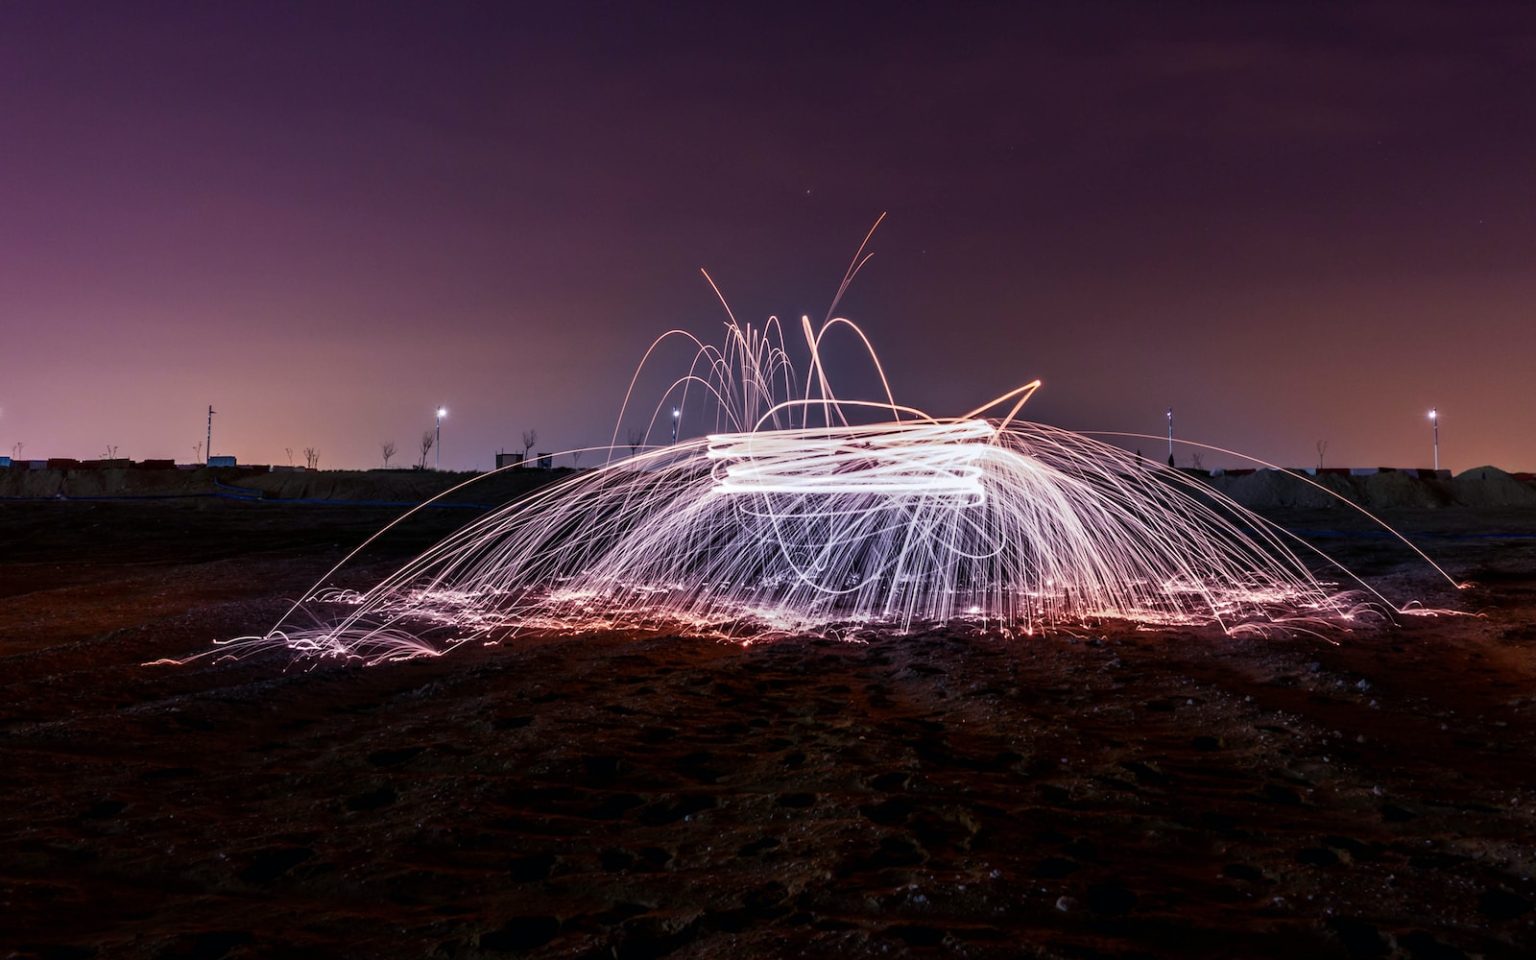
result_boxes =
[436,407,447,470]
[1428,408,1439,472]
[1165,407,1174,468]
[671,407,680,446]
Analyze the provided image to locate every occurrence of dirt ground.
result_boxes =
[3,500,1536,959]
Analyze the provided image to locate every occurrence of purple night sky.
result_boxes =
[3,2,1534,471]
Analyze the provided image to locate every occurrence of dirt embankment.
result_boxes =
[5,464,1534,523]
[1205,466,1536,512]
[0,467,576,504]
[230,468,572,504]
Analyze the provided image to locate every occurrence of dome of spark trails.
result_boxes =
[185,299,1459,666]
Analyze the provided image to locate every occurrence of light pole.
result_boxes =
[671,407,680,446]
[1429,407,1439,472]
[1165,407,1174,468]
[436,407,447,470]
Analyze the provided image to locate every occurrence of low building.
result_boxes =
[495,452,524,469]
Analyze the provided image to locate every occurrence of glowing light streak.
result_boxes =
[708,419,992,500]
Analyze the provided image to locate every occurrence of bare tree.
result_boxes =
[626,428,644,458]
[572,449,584,469]
[11,442,22,461]
[521,429,538,464]
[381,440,397,468]
[1190,451,1204,471]
[1316,439,1329,470]
[284,447,294,467]
[304,447,320,470]
[193,440,202,464]
[102,445,118,460]
[419,430,434,469]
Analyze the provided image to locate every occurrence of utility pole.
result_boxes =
[1166,407,1174,468]
[436,407,447,470]
[206,405,215,465]
[1429,408,1439,472]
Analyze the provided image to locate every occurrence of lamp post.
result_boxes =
[1429,408,1439,472]
[1165,407,1174,468]
[436,407,447,470]
[671,407,680,446]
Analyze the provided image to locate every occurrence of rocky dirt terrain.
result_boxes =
[3,500,1535,959]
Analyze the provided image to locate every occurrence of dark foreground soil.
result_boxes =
[3,501,1536,959]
